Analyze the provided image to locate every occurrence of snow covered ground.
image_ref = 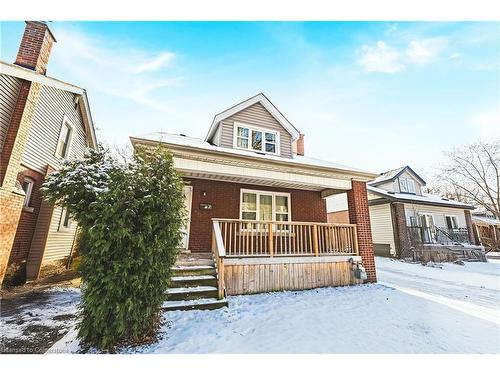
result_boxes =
[51,258,500,354]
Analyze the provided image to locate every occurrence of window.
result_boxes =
[234,123,279,154]
[22,177,34,207]
[445,215,459,230]
[58,207,71,231]
[56,117,74,159]
[399,177,416,194]
[240,190,290,222]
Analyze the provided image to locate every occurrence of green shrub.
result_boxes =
[42,146,185,351]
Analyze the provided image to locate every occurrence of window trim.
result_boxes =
[239,189,291,222]
[55,115,75,159]
[22,177,35,208]
[445,214,459,229]
[232,122,280,155]
[399,177,416,194]
[58,207,72,232]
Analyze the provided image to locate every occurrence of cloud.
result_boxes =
[131,52,175,73]
[406,37,447,65]
[473,109,500,139]
[358,41,404,73]
[358,37,448,73]
[51,27,184,116]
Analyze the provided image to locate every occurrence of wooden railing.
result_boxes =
[212,219,358,257]
[211,221,226,299]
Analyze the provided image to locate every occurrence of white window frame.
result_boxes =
[55,115,75,159]
[239,189,291,222]
[399,177,416,194]
[445,214,459,229]
[233,122,280,155]
[22,177,35,208]
[58,207,72,232]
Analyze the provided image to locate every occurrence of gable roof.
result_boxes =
[369,165,426,187]
[205,93,300,142]
[368,185,475,210]
[0,60,97,148]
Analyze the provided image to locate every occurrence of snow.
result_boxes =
[130,132,374,175]
[368,185,474,209]
[51,258,500,354]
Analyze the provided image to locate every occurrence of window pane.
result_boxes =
[408,180,415,193]
[276,213,288,222]
[237,138,248,149]
[259,195,273,221]
[265,143,276,153]
[242,212,257,220]
[241,193,257,211]
[237,127,249,138]
[275,195,288,213]
[400,179,408,192]
[265,132,276,142]
[251,130,262,151]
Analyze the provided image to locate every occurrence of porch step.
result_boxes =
[162,298,228,312]
[166,286,219,301]
[170,275,217,288]
[172,265,216,276]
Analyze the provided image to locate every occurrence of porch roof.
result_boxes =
[130,133,377,193]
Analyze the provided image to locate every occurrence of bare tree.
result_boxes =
[435,140,500,219]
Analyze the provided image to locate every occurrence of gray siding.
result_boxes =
[22,84,88,173]
[369,203,396,256]
[218,102,293,158]
[0,74,22,152]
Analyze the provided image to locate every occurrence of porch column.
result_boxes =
[390,202,412,259]
[464,210,479,245]
[346,180,376,282]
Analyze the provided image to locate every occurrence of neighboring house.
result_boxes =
[131,93,378,301]
[0,22,97,285]
[472,209,500,251]
[331,165,480,259]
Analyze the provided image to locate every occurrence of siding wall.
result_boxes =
[42,205,77,263]
[404,203,467,228]
[376,171,424,195]
[218,102,293,158]
[369,203,396,255]
[22,85,88,174]
[0,74,22,151]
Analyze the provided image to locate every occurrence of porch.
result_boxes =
[211,219,364,297]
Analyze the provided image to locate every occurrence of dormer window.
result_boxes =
[234,122,279,155]
[399,177,416,194]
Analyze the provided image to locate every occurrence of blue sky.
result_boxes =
[1,21,498,178]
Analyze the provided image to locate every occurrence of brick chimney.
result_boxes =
[296,133,305,156]
[15,21,56,75]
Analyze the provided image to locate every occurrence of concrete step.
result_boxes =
[166,286,218,301]
[170,275,217,288]
[175,258,214,267]
[162,298,228,312]
[172,265,216,276]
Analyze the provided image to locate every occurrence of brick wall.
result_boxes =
[9,168,45,264]
[15,21,55,75]
[327,210,349,224]
[390,202,412,258]
[346,180,376,282]
[185,178,327,252]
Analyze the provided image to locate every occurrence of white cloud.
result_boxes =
[406,37,447,65]
[131,52,175,73]
[358,41,404,73]
[473,109,500,139]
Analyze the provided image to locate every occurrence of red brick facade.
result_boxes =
[390,202,412,259]
[347,180,376,282]
[15,21,55,75]
[185,178,327,252]
[9,168,45,263]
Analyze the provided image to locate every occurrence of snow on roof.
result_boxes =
[368,185,475,209]
[131,132,376,176]
[369,165,426,186]
[472,215,500,226]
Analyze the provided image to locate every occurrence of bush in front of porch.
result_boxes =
[41,145,185,352]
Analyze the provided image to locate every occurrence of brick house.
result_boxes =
[0,21,97,285]
[328,166,482,259]
[131,93,378,299]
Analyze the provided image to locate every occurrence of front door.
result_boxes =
[419,214,435,243]
[181,186,193,249]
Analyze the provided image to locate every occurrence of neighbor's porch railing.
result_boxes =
[212,219,359,257]
[408,226,471,246]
